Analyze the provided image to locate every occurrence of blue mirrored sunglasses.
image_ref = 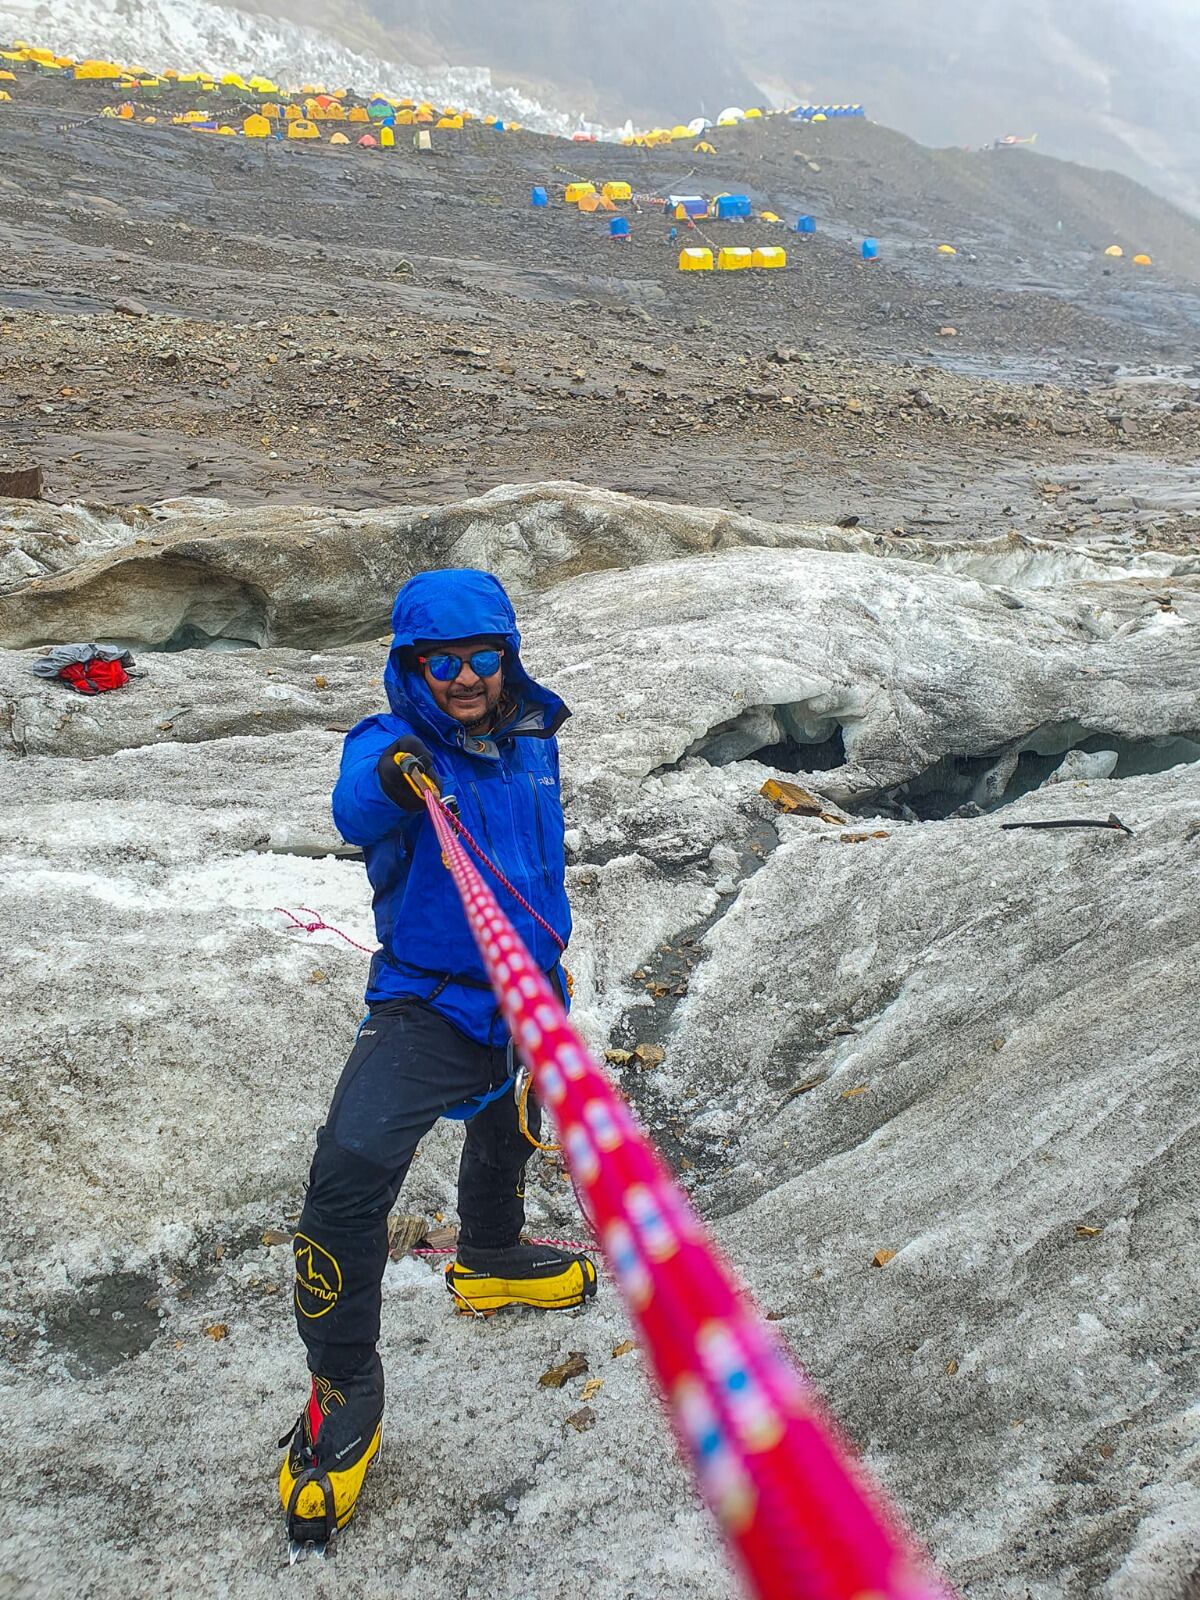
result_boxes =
[419,648,503,683]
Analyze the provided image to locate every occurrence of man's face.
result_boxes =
[420,638,505,727]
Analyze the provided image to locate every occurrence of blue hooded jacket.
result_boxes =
[331,568,571,1047]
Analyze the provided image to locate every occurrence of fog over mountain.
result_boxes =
[264,0,1200,214]
[3,0,1195,208]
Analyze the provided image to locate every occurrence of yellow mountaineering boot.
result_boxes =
[445,1241,597,1316]
[278,1357,383,1559]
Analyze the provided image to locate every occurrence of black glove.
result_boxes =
[377,736,440,812]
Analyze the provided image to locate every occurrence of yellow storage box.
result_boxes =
[565,182,597,204]
[752,246,787,268]
[718,247,753,270]
[602,181,632,202]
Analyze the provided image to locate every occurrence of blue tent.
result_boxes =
[715,194,752,220]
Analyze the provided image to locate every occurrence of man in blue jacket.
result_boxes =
[279,568,596,1551]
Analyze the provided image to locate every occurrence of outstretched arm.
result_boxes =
[331,718,439,846]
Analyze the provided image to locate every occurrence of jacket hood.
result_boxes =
[383,567,567,750]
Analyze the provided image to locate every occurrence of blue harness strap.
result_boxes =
[443,1035,518,1121]
[441,1075,514,1122]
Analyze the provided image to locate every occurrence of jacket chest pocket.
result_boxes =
[527,772,553,886]
[463,765,559,890]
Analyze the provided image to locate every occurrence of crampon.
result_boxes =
[278,1358,384,1563]
[445,1241,597,1316]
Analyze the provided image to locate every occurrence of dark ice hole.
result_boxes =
[753,728,846,773]
[894,729,1200,820]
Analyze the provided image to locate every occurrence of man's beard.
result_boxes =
[452,683,505,732]
[459,685,515,733]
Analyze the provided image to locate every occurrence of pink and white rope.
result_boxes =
[424,791,953,1600]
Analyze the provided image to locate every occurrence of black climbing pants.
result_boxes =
[292,999,541,1379]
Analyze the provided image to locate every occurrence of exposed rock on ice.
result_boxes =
[1,483,1197,1600]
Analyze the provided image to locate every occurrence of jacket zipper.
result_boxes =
[467,780,497,854]
[528,773,551,887]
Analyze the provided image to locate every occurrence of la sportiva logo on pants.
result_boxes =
[293,1234,343,1319]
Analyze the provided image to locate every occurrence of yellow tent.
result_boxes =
[260,101,281,118]
[75,60,123,80]
[348,106,369,122]
[565,181,596,204]
[717,246,753,270]
[436,114,463,128]
[744,107,763,119]
[694,141,716,154]
[0,69,15,80]
[287,118,320,140]
[1105,245,1124,257]
[243,114,271,137]
[602,181,632,202]
[284,104,303,121]
[249,76,278,93]
[753,246,787,268]
[937,244,957,255]
[379,125,395,148]
[180,110,209,123]
[0,90,10,102]
[760,211,781,223]
[221,73,248,89]
[678,247,714,271]
[329,131,350,145]
[670,124,691,139]
[1133,253,1152,266]
[217,126,238,136]
[578,193,616,213]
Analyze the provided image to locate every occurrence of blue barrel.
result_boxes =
[531,185,549,207]
[861,238,879,260]
[609,216,630,238]
[795,214,817,234]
